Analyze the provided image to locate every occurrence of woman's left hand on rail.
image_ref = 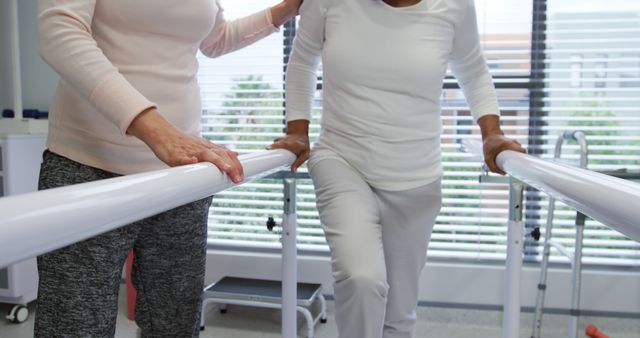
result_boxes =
[126,107,245,183]
[477,115,526,175]
[483,134,526,175]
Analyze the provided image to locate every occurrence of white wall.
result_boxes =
[0,0,58,113]
[17,0,58,111]
[0,1,14,111]
[205,250,640,315]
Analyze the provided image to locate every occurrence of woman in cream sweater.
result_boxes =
[36,0,301,336]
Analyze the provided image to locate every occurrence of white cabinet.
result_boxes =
[0,134,47,321]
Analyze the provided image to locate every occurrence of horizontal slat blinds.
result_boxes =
[524,0,640,266]
[198,0,290,250]
[200,0,640,267]
[433,0,534,260]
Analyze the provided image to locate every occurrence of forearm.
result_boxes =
[270,1,299,28]
[285,56,320,122]
[126,107,179,146]
[200,7,279,57]
[450,50,500,123]
[477,114,504,140]
[126,107,245,181]
[286,119,310,136]
[449,0,500,123]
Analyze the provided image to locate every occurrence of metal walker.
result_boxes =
[531,130,589,338]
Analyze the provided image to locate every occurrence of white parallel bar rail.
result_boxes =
[463,139,640,338]
[0,149,295,268]
[463,139,640,242]
[0,149,298,337]
[496,150,640,243]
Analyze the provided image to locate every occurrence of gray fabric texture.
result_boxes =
[34,150,212,338]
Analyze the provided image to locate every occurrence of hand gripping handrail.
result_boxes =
[0,149,295,269]
[464,139,640,242]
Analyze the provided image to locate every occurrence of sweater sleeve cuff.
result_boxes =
[89,72,157,135]
[237,9,279,44]
[255,8,279,36]
[286,110,312,123]
[472,109,500,122]
[265,7,279,31]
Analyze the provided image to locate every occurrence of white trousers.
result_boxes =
[310,159,442,338]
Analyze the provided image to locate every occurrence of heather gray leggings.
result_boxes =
[34,150,213,338]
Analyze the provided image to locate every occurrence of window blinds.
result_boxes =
[200,0,640,266]
[524,0,640,266]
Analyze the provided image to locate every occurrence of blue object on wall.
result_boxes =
[0,109,48,119]
[22,109,49,119]
[2,109,15,118]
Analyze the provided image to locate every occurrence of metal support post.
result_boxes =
[282,178,298,338]
[503,178,525,338]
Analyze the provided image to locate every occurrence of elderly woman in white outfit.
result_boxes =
[270,0,526,337]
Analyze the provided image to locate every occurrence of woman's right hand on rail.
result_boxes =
[126,107,244,183]
[268,120,310,174]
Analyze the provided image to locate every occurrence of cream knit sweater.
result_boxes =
[38,0,277,174]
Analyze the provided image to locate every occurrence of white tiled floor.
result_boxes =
[1,284,638,338]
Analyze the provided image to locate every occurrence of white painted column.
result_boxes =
[9,0,23,119]
[503,179,525,338]
[281,178,298,338]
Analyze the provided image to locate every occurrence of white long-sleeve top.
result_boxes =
[286,0,500,191]
[38,0,278,174]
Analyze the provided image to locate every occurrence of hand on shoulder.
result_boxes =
[270,0,303,27]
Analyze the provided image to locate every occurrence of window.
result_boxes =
[200,0,640,266]
[569,55,582,88]
[199,0,326,251]
[526,0,640,266]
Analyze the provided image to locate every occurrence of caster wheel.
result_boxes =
[200,326,205,331]
[220,308,227,314]
[6,305,29,323]
[320,318,327,324]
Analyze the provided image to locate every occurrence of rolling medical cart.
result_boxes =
[0,133,47,323]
